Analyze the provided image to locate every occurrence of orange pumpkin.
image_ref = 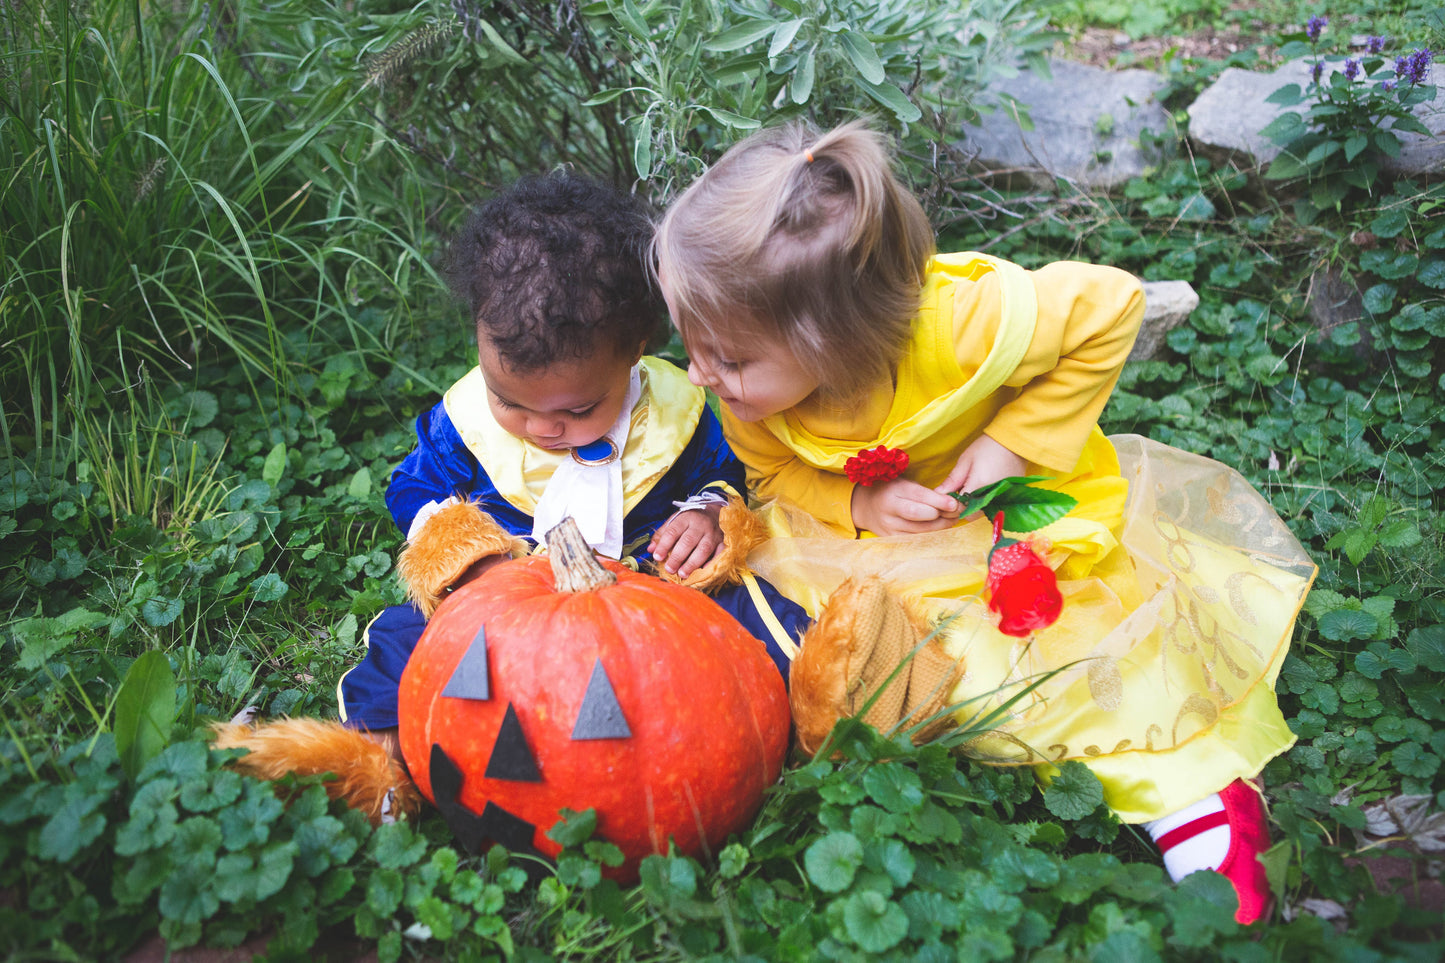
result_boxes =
[397,520,790,879]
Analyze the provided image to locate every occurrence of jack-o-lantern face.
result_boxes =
[397,537,790,880]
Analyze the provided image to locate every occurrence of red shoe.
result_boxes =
[1154,779,1273,924]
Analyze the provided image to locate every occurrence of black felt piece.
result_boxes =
[571,658,632,739]
[477,801,538,853]
[440,623,490,700]
[429,743,485,853]
[484,703,542,781]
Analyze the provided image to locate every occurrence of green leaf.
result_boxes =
[839,30,885,84]
[951,476,1078,532]
[1259,112,1305,141]
[1177,193,1215,221]
[368,822,428,868]
[347,466,372,499]
[718,842,748,878]
[858,79,921,123]
[1391,743,1441,779]
[632,114,653,180]
[580,87,629,107]
[769,18,805,58]
[262,442,287,485]
[367,868,405,916]
[474,18,529,65]
[546,808,598,849]
[1406,625,1445,672]
[702,20,778,52]
[1343,133,1369,162]
[249,573,289,603]
[1263,83,1304,105]
[1042,761,1103,819]
[1303,139,1342,166]
[804,831,863,892]
[611,0,650,41]
[168,390,219,429]
[115,651,176,780]
[1361,283,1396,315]
[790,48,816,104]
[863,762,924,813]
[699,106,761,130]
[1377,517,1422,549]
[1318,608,1379,642]
[842,890,908,952]
[1418,259,1445,289]
[141,596,183,628]
[1355,642,1415,680]
[39,789,107,861]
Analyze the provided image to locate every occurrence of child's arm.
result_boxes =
[723,412,960,537]
[386,402,530,539]
[959,262,1144,480]
[647,404,743,577]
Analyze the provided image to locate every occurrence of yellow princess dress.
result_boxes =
[725,253,1317,823]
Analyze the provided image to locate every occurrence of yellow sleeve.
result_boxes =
[720,407,859,537]
[959,261,1143,473]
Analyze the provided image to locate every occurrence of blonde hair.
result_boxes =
[655,120,935,402]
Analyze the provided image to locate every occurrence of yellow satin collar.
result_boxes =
[759,252,1038,471]
[443,356,706,515]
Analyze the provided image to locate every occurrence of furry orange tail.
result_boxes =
[212,717,421,824]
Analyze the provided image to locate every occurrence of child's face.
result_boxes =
[478,337,639,450]
[683,327,819,423]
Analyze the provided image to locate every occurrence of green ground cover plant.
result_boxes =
[3,0,1444,959]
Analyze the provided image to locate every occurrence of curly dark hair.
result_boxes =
[442,172,666,372]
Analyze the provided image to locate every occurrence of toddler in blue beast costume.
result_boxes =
[335,171,812,755]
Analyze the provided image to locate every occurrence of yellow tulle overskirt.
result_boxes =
[747,432,1317,822]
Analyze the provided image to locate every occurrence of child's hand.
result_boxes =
[649,504,725,578]
[851,478,962,536]
[936,435,1028,505]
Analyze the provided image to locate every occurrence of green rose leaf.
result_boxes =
[951,476,1078,533]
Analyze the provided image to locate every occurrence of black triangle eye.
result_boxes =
[441,624,490,700]
[571,658,632,740]
[485,703,542,781]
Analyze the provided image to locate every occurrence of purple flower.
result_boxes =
[1380,78,1398,92]
[1366,35,1387,55]
[1396,55,1411,78]
[1405,47,1434,86]
[1312,60,1324,84]
[1306,15,1328,42]
[1343,58,1361,81]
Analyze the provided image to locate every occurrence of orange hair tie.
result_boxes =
[804,149,815,163]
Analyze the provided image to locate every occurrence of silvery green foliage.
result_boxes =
[359,0,1053,201]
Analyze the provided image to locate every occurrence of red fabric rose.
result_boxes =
[985,513,1062,638]
[844,445,910,486]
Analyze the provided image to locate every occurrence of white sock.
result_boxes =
[1144,793,1228,881]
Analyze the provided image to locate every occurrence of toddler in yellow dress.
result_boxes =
[653,120,1316,924]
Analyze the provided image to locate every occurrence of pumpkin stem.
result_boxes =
[546,517,618,593]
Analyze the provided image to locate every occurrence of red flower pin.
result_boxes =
[844,445,909,486]
[985,512,1062,638]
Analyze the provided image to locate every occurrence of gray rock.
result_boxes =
[1188,58,1445,177]
[960,58,1174,191]
[1130,280,1199,361]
